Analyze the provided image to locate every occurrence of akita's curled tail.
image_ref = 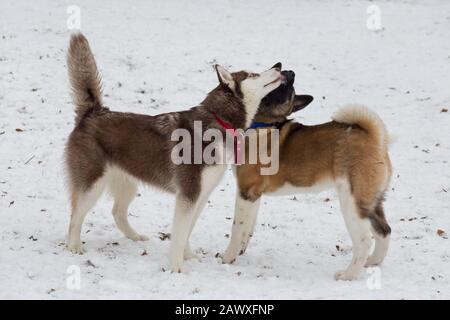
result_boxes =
[67,33,103,126]
[332,104,389,147]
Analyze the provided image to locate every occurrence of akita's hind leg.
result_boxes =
[67,180,106,254]
[108,169,148,241]
[366,199,391,266]
[335,181,372,281]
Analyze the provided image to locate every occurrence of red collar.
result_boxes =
[210,112,242,164]
[211,112,236,132]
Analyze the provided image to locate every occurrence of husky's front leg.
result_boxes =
[183,194,209,261]
[222,193,261,264]
[170,165,227,272]
[170,196,199,273]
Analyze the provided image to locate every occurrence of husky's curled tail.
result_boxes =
[67,33,104,126]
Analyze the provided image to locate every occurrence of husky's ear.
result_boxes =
[292,95,314,113]
[215,65,235,92]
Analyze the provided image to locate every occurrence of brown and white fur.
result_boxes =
[222,71,392,280]
[64,33,284,272]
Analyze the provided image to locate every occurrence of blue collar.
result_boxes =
[248,121,275,129]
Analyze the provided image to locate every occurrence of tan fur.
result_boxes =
[332,104,389,147]
[238,107,392,211]
[227,103,392,280]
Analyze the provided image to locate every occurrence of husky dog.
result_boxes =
[222,70,392,280]
[65,33,284,272]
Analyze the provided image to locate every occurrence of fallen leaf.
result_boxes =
[158,232,171,241]
[85,260,96,268]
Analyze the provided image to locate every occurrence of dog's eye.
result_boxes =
[248,73,259,78]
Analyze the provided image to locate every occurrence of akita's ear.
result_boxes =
[292,95,314,113]
[215,65,235,92]
[271,62,282,70]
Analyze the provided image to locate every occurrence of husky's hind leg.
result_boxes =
[108,167,148,241]
[67,179,106,254]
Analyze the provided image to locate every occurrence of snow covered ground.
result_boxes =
[1,0,449,299]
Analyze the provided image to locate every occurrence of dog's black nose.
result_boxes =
[281,70,295,84]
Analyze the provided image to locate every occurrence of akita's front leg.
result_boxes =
[222,193,261,264]
[239,208,258,256]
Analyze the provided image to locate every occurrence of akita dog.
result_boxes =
[222,70,392,280]
[64,33,285,272]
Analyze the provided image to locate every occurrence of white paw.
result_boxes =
[170,260,186,274]
[67,242,85,254]
[128,234,149,241]
[334,270,359,281]
[220,251,237,264]
[184,248,198,260]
